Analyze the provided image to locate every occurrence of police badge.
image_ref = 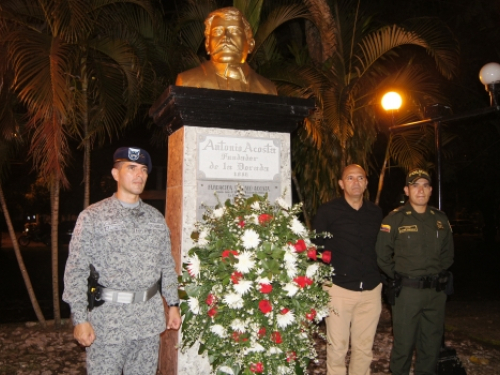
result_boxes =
[128,147,141,161]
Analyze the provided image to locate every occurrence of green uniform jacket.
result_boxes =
[376,203,454,279]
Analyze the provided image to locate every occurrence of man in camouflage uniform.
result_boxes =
[63,147,181,375]
[376,169,454,375]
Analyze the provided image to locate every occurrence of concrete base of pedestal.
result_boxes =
[162,125,292,375]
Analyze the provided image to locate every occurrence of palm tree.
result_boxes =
[270,0,459,217]
[0,72,46,326]
[0,0,166,326]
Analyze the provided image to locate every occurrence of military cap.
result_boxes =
[406,168,431,185]
[113,147,152,174]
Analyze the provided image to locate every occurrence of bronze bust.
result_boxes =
[175,7,277,95]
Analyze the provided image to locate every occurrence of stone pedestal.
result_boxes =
[149,86,314,375]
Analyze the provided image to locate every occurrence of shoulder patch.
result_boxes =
[380,224,391,233]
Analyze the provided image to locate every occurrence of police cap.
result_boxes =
[113,147,152,174]
[406,168,431,185]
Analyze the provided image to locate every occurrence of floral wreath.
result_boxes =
[180,187,333,375]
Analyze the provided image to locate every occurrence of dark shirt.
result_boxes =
[313,197,383,291]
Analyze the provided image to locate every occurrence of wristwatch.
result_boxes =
[169,303,179,307]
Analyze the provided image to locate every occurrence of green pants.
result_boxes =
[390,286,446,375]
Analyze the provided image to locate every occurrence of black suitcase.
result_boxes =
[437,346,467,375]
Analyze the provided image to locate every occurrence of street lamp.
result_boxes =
[479,62,500,107]
[376,92,402,205]
[388,63,500,210]
[381,91,403,111]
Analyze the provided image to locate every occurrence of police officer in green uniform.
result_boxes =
[376,169,454,375]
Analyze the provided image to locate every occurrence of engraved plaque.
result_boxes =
[196,181,281,220]
[198,135,281,181]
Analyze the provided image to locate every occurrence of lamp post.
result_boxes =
[376,92,402,205]
[389,63,500,210]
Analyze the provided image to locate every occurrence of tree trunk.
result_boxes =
[51,177,62,327]
[0,183,46,327]
[375,134,392,206]
[81,61,91,209]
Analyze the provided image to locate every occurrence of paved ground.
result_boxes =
[1,233,499,374]
[1,302,499,375]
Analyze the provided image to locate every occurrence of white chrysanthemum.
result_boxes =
[245,213,259,225]
[251,201,260,210]
[283,248,298,278]
[289,217,306,235]
[284,249,297,263]
[316,306,330,320]
[233,280,253,295]
[241,229,260,249]
[283,282,299,297]
[187,297,200,315]
[210,324,227,337]
[278,365,292,375]
[248,343,265,353]
[277,310,295,329]
[219,366,234,374]
[306,263,320,278]
[223,293,244,309]
[235,251,256,273]
[285,262,298,278]
[230,319,246,333]
[198,228,210,246]
[186,254,200,278]
[269,347,283,354]
[276,197,289,210]
[256,276,272,285]
[212,207,225,218]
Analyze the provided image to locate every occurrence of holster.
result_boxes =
[436,270,454,295]
[381,273,402,305]
[87,264,105,311]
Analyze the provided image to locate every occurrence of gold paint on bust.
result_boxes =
[175,7,277,95]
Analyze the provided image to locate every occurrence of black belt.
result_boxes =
[400,275,439,289]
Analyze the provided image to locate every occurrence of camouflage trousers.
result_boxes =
[86,334,160,375]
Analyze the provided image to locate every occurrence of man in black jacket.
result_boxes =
[313,164,383,375]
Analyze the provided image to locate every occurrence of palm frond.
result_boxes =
[250,3,309,62]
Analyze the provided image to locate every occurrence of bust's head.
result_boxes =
[204,7,255,64]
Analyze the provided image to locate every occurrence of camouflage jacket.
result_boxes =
[63,194,179,342]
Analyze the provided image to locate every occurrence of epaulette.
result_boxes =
[428,206,446,216]
[387,206,408,217]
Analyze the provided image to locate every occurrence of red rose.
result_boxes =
[271,331,283,344]
[258,327,266,339]
[232,331,240,342]
[305,308,317,321]
[222,250,239,260]
[258,300,272,314]
[321,250,332,264]
[293,239,307,253]
[207,307,217,318]
[307,248,317,260]
[287,351,297,362]
[237,217,245,227]
[205,294,215,305]
[231,271,243,284]
[258,213,273,225]
[260,283,273,294]
[281,308,290,314]
[293,275,313,288]
[250,362,264,373]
